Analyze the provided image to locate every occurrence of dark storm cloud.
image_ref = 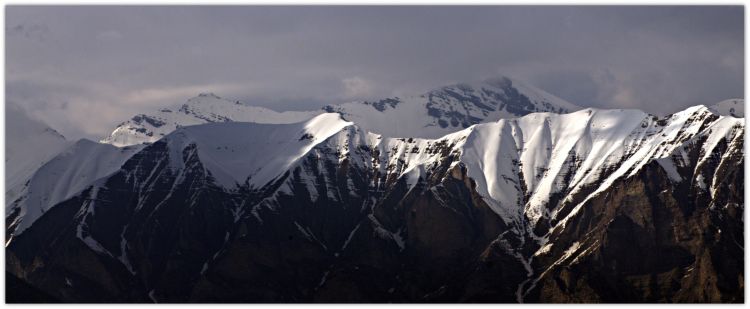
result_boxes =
[6,6,744,140]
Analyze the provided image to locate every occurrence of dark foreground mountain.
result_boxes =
[6,105,744,303]
[6,272,60,303]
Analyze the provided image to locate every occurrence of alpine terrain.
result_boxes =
[101,77,580,146]
[5,79,744,303]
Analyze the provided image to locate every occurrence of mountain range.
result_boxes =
[5,77,744,303]
[101,77,580,146]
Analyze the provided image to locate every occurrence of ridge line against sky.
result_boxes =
[6,5,744,140]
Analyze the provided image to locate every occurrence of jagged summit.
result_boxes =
[323,76,581,138]
[428,76,581,115]
[102,77,581,147]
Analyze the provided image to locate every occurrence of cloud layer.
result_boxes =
[6,6,744,140]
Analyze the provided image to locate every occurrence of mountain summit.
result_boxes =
[101,77,580,146]
[708,98,744,117]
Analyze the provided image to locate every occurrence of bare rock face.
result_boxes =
[525,136,744,303]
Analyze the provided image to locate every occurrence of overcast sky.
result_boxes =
[6,6,744,140]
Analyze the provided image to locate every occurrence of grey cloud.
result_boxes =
[6,5,743,140]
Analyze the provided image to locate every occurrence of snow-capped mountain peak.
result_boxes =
[325,76,581,139]
[429,76,581,115]
[101,93,319,147]
[708,98,744,117]
[102,77,581,147]
[161,113,353,188]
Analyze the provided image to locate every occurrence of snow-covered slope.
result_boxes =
[102,77,580,147]
[147,104,741,230]
[458,105,743,230]
[6,103,71,205]
[163,113,353,188]
[295,104,741,231]
[10,102,741,244]
[708,98,744,117]
[7,139,144,236]
[101,93,319,147]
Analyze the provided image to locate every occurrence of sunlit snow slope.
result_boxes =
[457,105,743,231]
